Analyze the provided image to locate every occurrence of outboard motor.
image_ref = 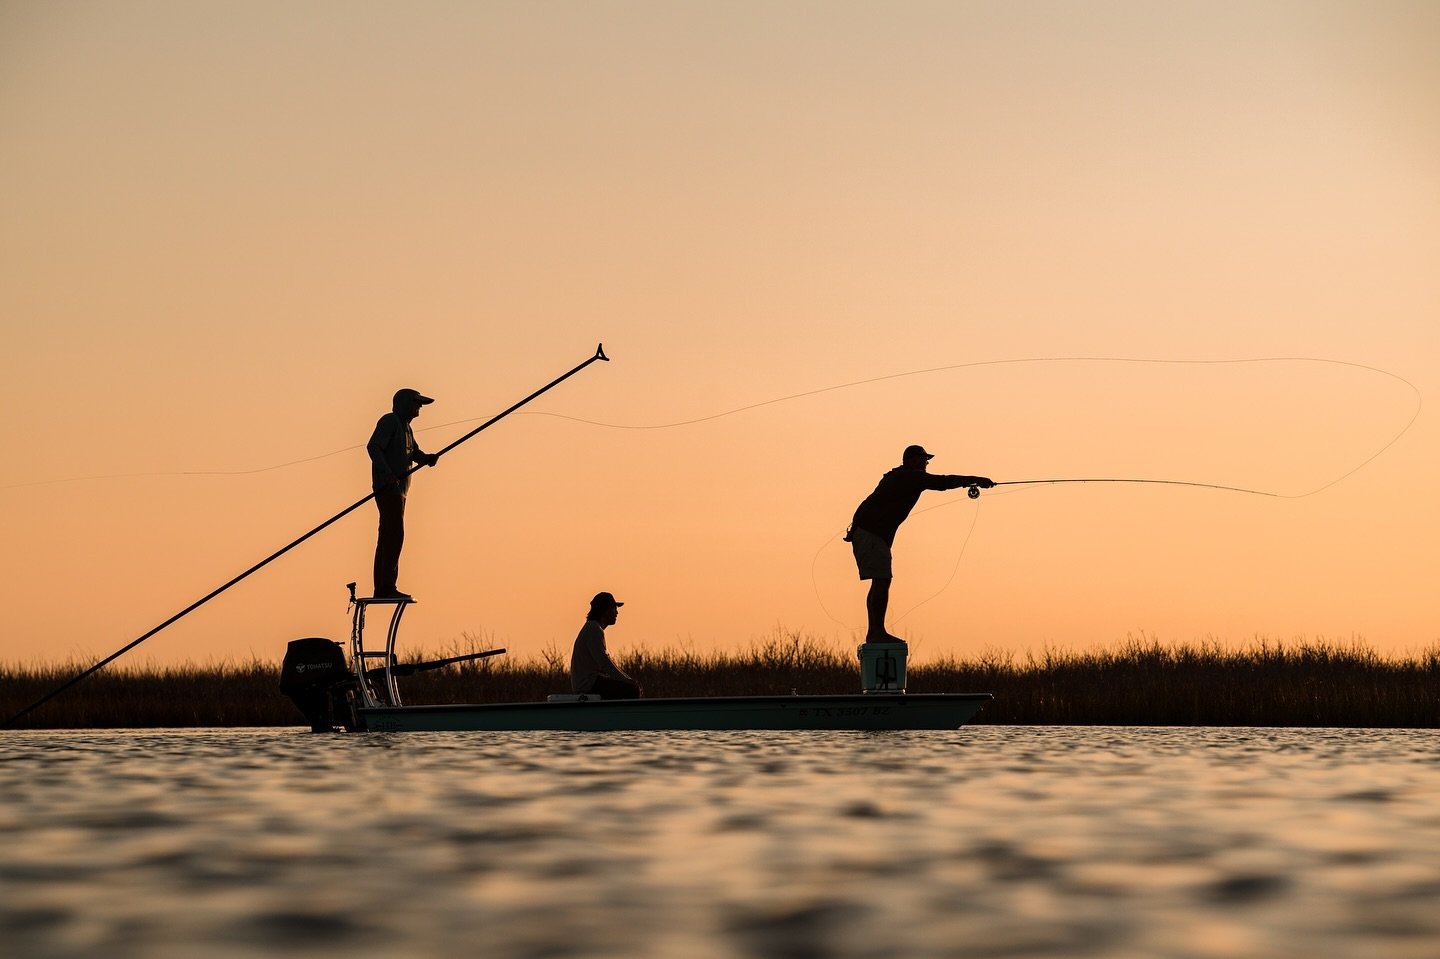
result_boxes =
[279,638,350,732]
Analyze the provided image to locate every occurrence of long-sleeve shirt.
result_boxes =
[569,619,634,693]
[851,466,988,545]
[367,412,429,494]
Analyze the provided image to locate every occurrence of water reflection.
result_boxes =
[2,727,1438,958]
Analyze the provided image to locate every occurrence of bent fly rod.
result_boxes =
[5,343,611,728]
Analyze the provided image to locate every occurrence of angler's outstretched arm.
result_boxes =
[927,473,994,491]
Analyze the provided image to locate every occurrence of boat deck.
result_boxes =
[358,691,993,732]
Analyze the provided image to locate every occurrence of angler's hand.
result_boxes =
[977,477,995,489]
[420,453,440,468]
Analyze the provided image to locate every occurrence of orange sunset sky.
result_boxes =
[2,1,1436,669]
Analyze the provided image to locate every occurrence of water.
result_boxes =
[3,727,1438,959]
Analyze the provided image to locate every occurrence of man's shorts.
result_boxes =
[849,527,893,580]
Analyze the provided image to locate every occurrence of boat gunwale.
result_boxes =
[358,691,994,716]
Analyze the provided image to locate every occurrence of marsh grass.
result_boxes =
[3,631,1436,729]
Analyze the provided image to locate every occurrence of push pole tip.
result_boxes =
[595,343,610,361]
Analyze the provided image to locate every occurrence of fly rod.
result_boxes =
[964,477,1279,498]
[365,647,508,681]
[5,343,611,728]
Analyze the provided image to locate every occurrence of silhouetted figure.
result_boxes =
[570,592,642,699]
[848,445,993,644]
[367,388,439,600]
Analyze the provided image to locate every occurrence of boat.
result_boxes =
[357,692,992,732]
[276,587,993,733]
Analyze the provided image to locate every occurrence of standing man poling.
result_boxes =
[367,388,439,600]
[848,445,993,645]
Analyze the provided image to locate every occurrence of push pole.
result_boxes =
[5,344,611,728]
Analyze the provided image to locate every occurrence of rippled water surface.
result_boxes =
[3,727,1439,958]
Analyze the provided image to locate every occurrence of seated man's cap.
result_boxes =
[590,591,624,610]
[394,388,435,406]
[903,444,934,463]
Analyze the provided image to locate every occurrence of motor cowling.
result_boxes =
[279,638,350,732]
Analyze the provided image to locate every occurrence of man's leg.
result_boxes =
[865,577,893,643]
[590,675,642,699]
[373,491,406,596]
[852,528,900,643]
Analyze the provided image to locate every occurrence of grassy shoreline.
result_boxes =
[3,633,1436,729]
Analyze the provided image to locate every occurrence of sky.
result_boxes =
[2,1,1437,671]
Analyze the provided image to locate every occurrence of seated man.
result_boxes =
[569,592,642,699]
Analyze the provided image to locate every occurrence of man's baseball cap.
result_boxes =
[590,591,624,610]
[903,445,934,463]
[394,388,435,406]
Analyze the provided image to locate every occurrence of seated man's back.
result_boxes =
[569,591,641,699]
